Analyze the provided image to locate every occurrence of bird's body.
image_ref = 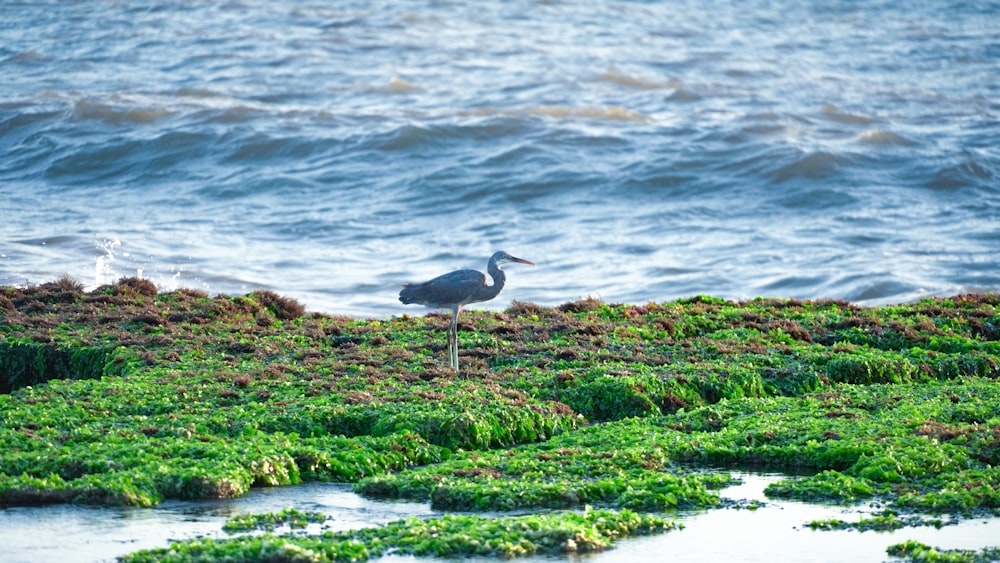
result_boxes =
[399,251,534,369]
[400,268,501,309]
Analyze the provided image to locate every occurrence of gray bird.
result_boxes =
[399,250,535,370]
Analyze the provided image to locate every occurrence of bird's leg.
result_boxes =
[449,306,460,370]
[448,327,457,370]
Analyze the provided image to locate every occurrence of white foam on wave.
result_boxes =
[92,238,122,289]
[90,237,186,294]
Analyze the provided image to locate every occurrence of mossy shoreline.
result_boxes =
[1,278,999,561]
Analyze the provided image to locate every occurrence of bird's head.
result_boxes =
[493,251,535,267]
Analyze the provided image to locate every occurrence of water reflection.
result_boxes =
[594,473,1000,563]
[0,483,433,563]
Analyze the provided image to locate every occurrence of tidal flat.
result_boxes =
[1,278,998,561]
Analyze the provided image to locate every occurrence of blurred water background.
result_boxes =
[2,0,998,316]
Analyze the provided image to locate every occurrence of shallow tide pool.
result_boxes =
[1,473,997,563]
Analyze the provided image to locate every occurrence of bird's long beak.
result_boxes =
[511,256,535,266]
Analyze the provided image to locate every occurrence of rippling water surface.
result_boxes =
[2,1,998,314]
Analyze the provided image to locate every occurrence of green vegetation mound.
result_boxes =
[1,279,998,560]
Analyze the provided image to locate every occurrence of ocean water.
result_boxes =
[1,0,998,317]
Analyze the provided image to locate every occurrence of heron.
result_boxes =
[399,250,535,370]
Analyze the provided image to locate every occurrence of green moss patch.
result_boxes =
[1,280,999,559]
[223,507,331,533]
[887,540,1000,562]
[123,507,677,562]
[808,509,951,531]
[356,420,733,512]
[358,377,1000,515]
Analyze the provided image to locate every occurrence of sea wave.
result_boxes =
[1,0,997,315]
[464,105,653,123]
[71,98,175,124]
[857,129,917,146]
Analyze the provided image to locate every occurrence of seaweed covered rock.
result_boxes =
[1,280,998,516]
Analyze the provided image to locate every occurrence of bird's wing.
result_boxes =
[401,269,486,308]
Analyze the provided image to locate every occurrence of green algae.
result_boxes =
[356,423,734,512]
[223,507,331,533]
[0,341,113,393]
[356,378,1000,515]
[808,509,950,532]
[122,507,677,562]
[0,280,576,506]
[887,540,1000,562]
[1,280,999,559]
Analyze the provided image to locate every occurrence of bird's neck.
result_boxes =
[475,261,506,302]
